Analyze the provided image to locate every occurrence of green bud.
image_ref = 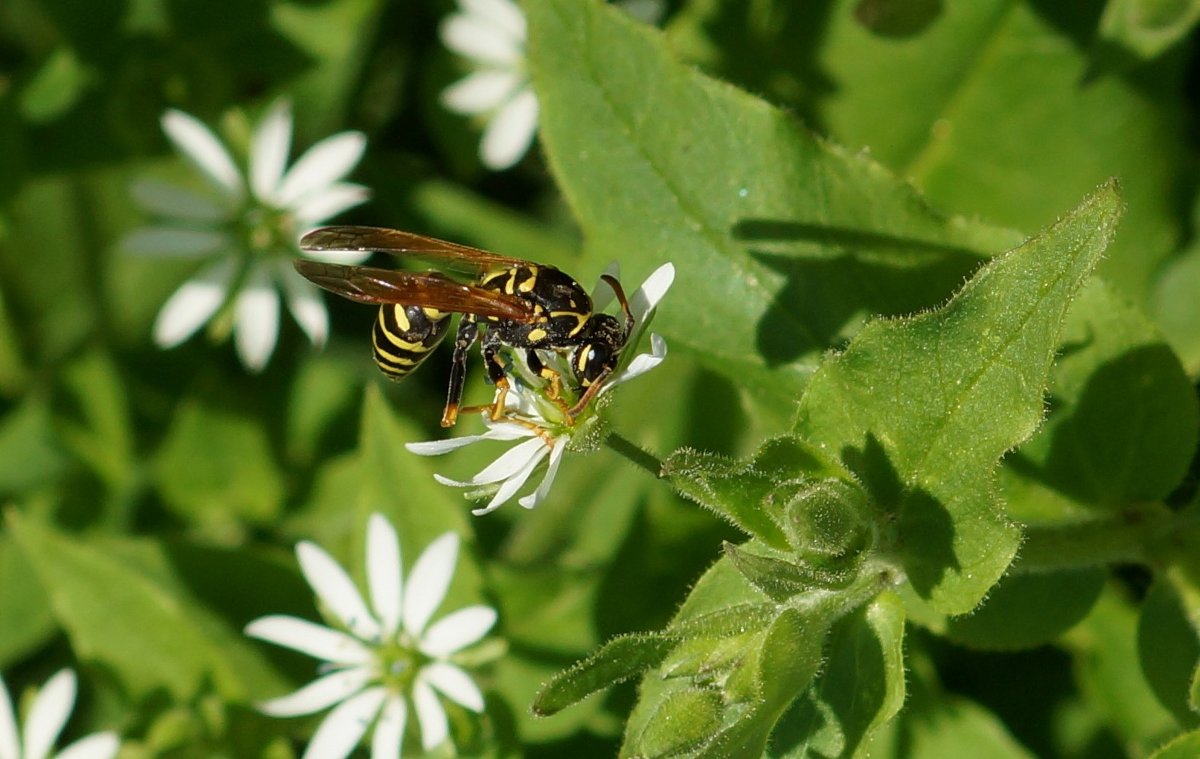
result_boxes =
[781,478,872,563]
[635,687,724,757]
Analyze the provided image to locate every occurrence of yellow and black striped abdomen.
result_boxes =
[372,305,451,381]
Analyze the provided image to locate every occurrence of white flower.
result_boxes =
[440,0,537,170]
[121,99,370,371]
[0,669,119,759]
[407,263,675,515]
[245,515,495,759]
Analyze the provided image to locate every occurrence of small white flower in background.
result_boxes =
[407,263,675,515]
[245,515,496,759]
[0,669,119,759]
[440,0,536,171]
[121,99,370,371]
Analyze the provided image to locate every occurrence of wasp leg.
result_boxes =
[441,316,479,428]
[523,349,576,420]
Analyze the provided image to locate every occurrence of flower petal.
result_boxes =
[630,263,675,325]
[402,533,459,637]
[245,615,373,666]
[412,676,450,752]
[302,686,386,759]
[470,441,549,515]
[120,227,229,258]
[366,514,404,638]
[441,14,523,65]
[129,179,228,221]
[292,182,371,227]
[517,435,567,509]
[420,605,497,657]
[442,69,522,115]
[434,436,545,487]
[589,261,622,311]
[479,87,538,170]
[256,667,375,717]
[0,675,18,759]
[250,99,293,203]
[153,259,235,348]
[607,333,667,390]
[461,0,526,39]
[422,662,486,712]
[276,132,367,209]
[405,426,532,456]
[53,732,119,759]
[233,265,281,372]
[21,669,74,759]
[298,245,373,266]
[278,263,329,348]
[161,109,243,199]
[295,541,383,642]
[370,695,406,759]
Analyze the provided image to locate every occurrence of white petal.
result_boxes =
[402,533,459,638]
[479,88,538,170]
[21,669,74,759]
[130,179,228,221]
[366,514,404,638]
[153,259,235,347]
[250,100,293,203]
[370,695,406,759]
[412,677,450,752]
[276,132,367,208]
[423,663,485,712]
[233,266,281,372]
[302,686,386,759]
[278,263,329,348]
[435,436,545,487]
[405,426,532,456]
[298,246,373,265]
[442,70,522,115]
[630,263,675,324]
[461,0,526,40]
[441,14,523,65]
[52,732,119,759]
[470,442,548,515]
[607,333,668,390]
[518,435,567,509]
[246,615,374,664]
[0,675,17,759]
[589,261,622,311]
[120,227,229,258]
[257,667,375,717]
[161,109,243,199]
[296,542,383,642]
[420,606,497,657]
[292,182,371,227]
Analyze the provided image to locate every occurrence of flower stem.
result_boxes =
[605,432,663,478]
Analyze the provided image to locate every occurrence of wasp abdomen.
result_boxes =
[372,304,450,381]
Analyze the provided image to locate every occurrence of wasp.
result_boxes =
[295,226,634,428]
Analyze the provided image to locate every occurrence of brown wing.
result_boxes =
[300,226,530,270]
[294,260,537,322]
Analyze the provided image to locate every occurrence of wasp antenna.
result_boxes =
[601,274,634,335]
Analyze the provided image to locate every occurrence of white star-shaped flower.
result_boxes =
[0,669,119,759]
[121,99,370,371]
[245,515,495,758]
[406,263,675,515]
[440,0,537,170]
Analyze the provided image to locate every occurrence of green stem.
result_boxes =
[1014,503,1200,574]
[605,432,663,478]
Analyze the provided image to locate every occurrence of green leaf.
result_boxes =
[636,687,724,757]
[0,534,55,666]
[769,592,907,758]
[0,397,70,496]
[54,351,136,498]
[1150,729,1200,759]
[533,632,678,716]
[724,541,856,600]
[17,46,93,123]
[153,396,285,529]
[1098,0,1200,61]
[1138,577,1200,725]
[526,0,1018,410]
[8,512,284,701]
[795,182,1122,614]
[874,696,1038,759]
[1000,281,1198,521]
[1151,235,1200,375]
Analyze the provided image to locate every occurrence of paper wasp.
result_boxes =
[296,226,634,427]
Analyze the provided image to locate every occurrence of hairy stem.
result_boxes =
[606,432,663,478]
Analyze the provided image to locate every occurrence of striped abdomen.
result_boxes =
[372,305,451,381]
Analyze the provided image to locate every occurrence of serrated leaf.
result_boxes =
[795,182,1122,614]
[527,0,1017,410]
[533,632,677,716]
[1001,281,1198,521]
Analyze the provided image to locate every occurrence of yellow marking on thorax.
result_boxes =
[550,310,589,336]
[576,346,593,375]
[518,266,539,293]
[527,327,548,343]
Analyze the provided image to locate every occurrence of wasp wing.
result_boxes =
[300,226,530,270]
[294,260,537,322]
